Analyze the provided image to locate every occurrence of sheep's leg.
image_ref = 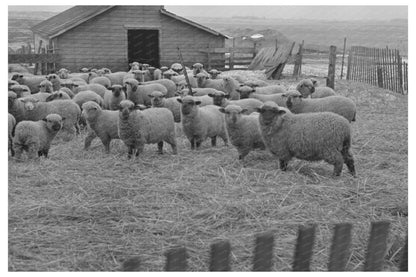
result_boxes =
[165,137,178,154]
[27,144,39,160]
[157,141,164,154]
[135,144,145,157]
[127,146,134,159]
[220,133,228,146]
[75,122,80,135]
[9,138,15,157]
[195,137,202,150]
[279,159,289,171]
[102,138,111,154]
[343,151,356,177]
[328,153,344,176]
[211,136,217,147]
[38,151,43,157]
[84,129,97,150]
[13,145,23,161]
[238,149,250,160]
[190,138,195,150]
[43,150,49,158]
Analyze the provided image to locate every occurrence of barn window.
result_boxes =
[127,29,160,68]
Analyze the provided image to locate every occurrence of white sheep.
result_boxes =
[89,76,111,89]
[296,78,336,98]
[179,87,222,97]
[236,85,288,107]
[14,97,81,139]
[170,63,183,74]
[192,63,208,76]
[13,113,63,161]
[11,73,46,93]
[286,91,357,123]
[9,80,19,90]
[208,90,264,114]
[163,69,180,80]
[191,95,214,106]
[149,91,181,123]
[22,92,52,102]
[256,102,356,176]
[9,113,16,156]
[140,79,176,98]
[73,90,104,109]
[243,79,269,87]
[75,83,107,98]
[219,105,265,160]
[124,78,167,106]
[45,91,71,102]
[118,100,177,158]
[46,73,63,91]
[105,71,129,85]
[58,87,75,98]
[208,69,222,79]
[103,85,126,110]
[38,80,53,93]
[81,101,119,153]
[196,73,239,99]
[172,76,198,92]
[10,84,31,98]
[177,96,228,150]
[153,68,162,80]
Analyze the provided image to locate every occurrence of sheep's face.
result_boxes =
[149,91,165,107]
[296,79,315,97]
[43,114,63,132]
[88,72,98,81]
[177,97,200,116]
[10,85,30,98]
[236,85,255,99]
[39,81,53,93]
[192,63,204,76]
[82,102,101,120]
[21,98,39,111]
[8,92,17,110]
[46,74,59,82]
[196,74,208,87]
[219,105,246,124]
[11,74,24,82]
[46,92,68,102]
[209,70,221,79]
[208,92,228,107]
[119,100,137,119]
[57,69,69,79]
[171,63,183,74]
[257,105,286,127]
[8,80,19,90]
[110,85,123,97]
[286,93,303,109]
[102,68,112,74]
[132,70,146,82]
[160,66,169,72]
[123,80,138,95]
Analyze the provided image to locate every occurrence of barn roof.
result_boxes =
[31,5,230,39]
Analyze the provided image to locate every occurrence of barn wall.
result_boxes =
[54,6,225,72]
[159,14,225,68]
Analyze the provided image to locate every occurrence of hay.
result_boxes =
[9,77,407,271]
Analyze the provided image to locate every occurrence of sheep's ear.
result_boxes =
[208,93,215,98]
[45,95,54,102]
[61,117,66,121]
[224,94,230,99]
[195,100,202,105]
[255,107,263,113]
[38,85,42,88]
[177,98,183,104]
[219,107,226,114]
[240,108,248,114]
[277,110,286,116]
[42,117,48,122]
[132,85,138,92]
[148,94,154,98]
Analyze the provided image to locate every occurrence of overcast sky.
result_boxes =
[8,5,408,21]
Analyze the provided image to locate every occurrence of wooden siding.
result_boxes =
[53,6,225,72]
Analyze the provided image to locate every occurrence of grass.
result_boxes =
[8,74,408,271]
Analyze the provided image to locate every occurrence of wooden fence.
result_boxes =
[346,46,407,94]
[199,46,255,71]
[121,221,407,271]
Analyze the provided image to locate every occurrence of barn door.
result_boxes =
[127,29,160,68]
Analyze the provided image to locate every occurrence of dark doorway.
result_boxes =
[127,29,160,67]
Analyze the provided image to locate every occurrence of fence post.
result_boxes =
[364,221,390,271]
[397,51,403,94]
[340,37,347,79]
[41,48,47,75]
[293,225,316,271]
[293,40,304,78]
[253,42,257,58]
[377,66,383,88]
[346,50,352,80]
[164,247,187,271]
[327,45,337,89]
[207,44,212,70]
[229,38,235,70]
[252,232,274,271]
[328,223,352,271]
[209,240,231,271]
[34,40,43,75]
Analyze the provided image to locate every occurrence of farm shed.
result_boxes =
[31,5,229,72]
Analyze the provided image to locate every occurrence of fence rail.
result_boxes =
[120,221,407,271]
[346,46,406,94]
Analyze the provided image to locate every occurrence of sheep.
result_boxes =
[38,80,53,93]
[14,97,81,138]
[86,72,99,83]
[172,75,198,90]
[10,84,31,98]
[153,68,162,80]
[12,114,64,161]
[179,87,222,97]
[128,62,141,72]
[104,72,128,86]
[103,85,126,110]
[208,90,264,114]
[177,96,228,150]
[196,73,239,99]
[219,105,265,160]
[89,76,111,89]
[149,91,181,123]
[170,63,183,74]
[118,100,177,158]
[190,95,213,106]
[9,113,16,156]
[243,79,269,87]
[45,91,71,102]
[75,83,108,98]
[58,87,75,98]
[8,80,19,90]
[208,69,221,79]
[192,63,208,76]
[9,91,27,123]
[22,92,52,102]
[124,78,167,106]
[57,69,90,83]
[237,86,289,107]
[81,101,119,153]
[286,91,357,123]
[140,79,176,98]
[73,90,104,109]
[46,73,63,91]
[295,78,317,98]
[163,69,179,80]
[256,102,356,176]
[11,73,46,93]
[254,85,286,95]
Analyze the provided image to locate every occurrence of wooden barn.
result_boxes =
[31,5,229,72]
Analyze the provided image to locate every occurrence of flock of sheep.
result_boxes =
[8,61,357,177]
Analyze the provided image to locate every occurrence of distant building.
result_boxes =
[31,5,229,71]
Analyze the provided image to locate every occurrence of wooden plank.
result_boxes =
[397,50,403,93]
[164,247,187,271]
[209,240,231,271]
[328,223,352,271]
[340,37,347,79]
[252,232,274,271]
[199,47,255,54]
[364,221,390,271]
[293,225,316,271]
[346,50,352,80]
[229,38,235,70]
